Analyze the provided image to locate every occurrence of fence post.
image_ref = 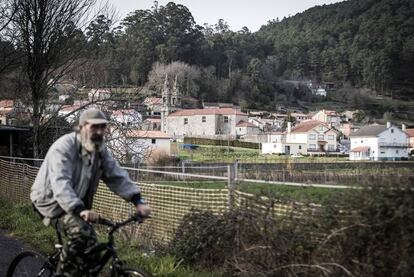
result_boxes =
[227,163,236,211]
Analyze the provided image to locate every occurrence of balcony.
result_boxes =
[378,142,410,148]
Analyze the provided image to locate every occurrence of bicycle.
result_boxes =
[6,213,152,277]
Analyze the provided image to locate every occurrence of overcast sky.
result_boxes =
[109,0,345,32]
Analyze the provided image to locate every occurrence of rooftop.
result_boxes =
[168,108,247,117]
[349,125,388,137]
[127,130,170,139]
[290,120,327,133]
[236,120,257,128]
[405,128,414,137]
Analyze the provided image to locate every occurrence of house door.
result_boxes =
[285,145,291,155]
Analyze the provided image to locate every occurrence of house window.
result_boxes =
[299,145,302,150]
[151,139,156,144]
[224,116,229,123]
[319,126,324,131]
[239,128,242,131]
[396,150,399,154]
[318,134,324,140]
[328,145,335,151]
[328,135,334,140]
[184,118,188,125]
[391,129,394,133]
[202,116,206,123]
[309,134,316,140]
[309,144,316,149]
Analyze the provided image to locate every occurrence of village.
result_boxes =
[0,76,413,164]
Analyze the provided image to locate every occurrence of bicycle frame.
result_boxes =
[42,213,148,277]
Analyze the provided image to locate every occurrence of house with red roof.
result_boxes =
[142,97,163,117]
[0,100,14,125]
[165,108,248,139]
[406,128,414,155]
[236,120,260,138]
[286,120,339,153]
[312,109,341,127]
[261,120,339,155]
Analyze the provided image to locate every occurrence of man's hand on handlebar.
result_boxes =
[136,203,151,217]
[80,209,100,222]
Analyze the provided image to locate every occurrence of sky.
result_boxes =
[109,0,345,32]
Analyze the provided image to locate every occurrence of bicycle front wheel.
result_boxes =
[6,251,54,277]
[118,267,153,277]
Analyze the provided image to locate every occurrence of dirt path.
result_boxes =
[0,230,30,276]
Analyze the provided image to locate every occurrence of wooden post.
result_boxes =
[227,163,236,211]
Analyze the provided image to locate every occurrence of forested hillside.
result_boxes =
[258,0,414,99]
[1,0,413,112]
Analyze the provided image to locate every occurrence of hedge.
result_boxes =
[183,137,260,149]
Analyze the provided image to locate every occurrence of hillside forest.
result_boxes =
[0,0,413,121]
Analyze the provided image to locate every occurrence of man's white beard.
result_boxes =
[80,131,104,152]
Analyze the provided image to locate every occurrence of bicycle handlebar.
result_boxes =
[97,213,151,233]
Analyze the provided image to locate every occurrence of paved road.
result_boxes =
[0,230,30,276]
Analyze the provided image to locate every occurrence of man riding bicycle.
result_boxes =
[30,108,151,277]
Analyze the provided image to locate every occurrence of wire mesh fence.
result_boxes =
[0,157,358,243]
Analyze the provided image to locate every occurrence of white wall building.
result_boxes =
[110,109,142,126]
[312,109,341,127]
[349,123,409,161]
[142,97,163,117]
[286,120,339,153]
[126,130,171,158]
[165,108,248,139]
[236,120,261,138]
[261,121,338,155]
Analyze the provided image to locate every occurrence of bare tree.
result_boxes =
[147,61,201,96]
[5,0,104,158]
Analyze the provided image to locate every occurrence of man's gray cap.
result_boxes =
[79,109,108,125]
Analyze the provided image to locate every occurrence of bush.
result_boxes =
[184,137,260,149]
[169,210,236,268]
[170,179,414,276]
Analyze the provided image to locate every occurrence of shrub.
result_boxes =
[170,179,414,276]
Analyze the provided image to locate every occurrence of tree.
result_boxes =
[8,0,97,158]
[147,61,201,97]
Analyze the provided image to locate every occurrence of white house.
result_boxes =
[312,109,341,127]
[110,109,142,126]
[262,142,307,155]
[236,120,261,138]
[315,87,327,97]
[349,123,409,161]
[142,97,163,117]
[261,121,338,155]
[286,120,339,153]
[126,130,171,159]
[165,108,248,139]
[0,100,14,125]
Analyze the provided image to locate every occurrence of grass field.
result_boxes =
[141,180,342,204]
[174,143,349,163]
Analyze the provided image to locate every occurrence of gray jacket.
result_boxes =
[31,132,140,223]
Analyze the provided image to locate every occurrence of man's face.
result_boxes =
[79,123,107,152]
